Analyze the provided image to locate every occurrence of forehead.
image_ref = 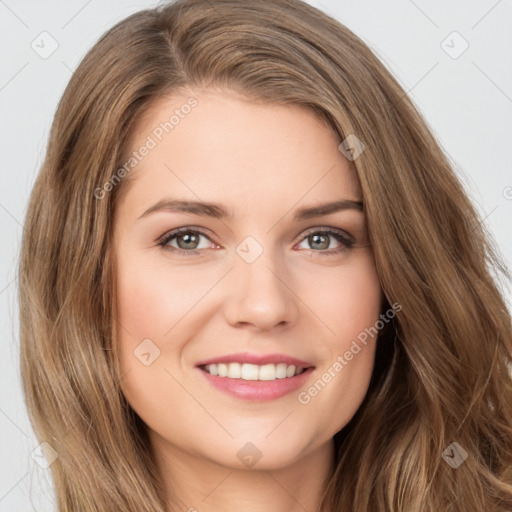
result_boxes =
[117,89,362,217]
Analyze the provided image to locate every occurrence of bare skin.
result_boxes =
[113,88,382,512]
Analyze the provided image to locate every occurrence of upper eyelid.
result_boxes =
[157,226,214,244]
[157,225,354,247]
[300,225,352,238]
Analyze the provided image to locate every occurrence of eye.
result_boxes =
[295,228,354,255]
[157,227,218,254]
[157,226,355,256]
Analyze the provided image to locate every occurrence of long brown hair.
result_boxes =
[19,0,512,510]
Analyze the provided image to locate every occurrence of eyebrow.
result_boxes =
[137,198,363,221]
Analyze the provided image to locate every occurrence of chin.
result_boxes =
[199,433,322,471]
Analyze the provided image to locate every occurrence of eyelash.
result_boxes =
[156,226,355,257]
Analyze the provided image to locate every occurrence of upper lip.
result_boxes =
[196,352,314,368]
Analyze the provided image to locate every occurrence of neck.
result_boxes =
[150,433,336,512]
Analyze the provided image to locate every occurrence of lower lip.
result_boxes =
[197,366,315,401]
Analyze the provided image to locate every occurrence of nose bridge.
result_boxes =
[223,235,298,330]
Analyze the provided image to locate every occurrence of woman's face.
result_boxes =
[113,89,382,470]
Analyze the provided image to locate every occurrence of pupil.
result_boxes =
[310,233,328,250]
[178,232,199,249]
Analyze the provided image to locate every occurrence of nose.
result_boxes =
[223,247,299,331]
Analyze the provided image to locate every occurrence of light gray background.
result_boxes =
[1,0,511,510]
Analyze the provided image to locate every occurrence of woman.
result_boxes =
[18,0,512,510]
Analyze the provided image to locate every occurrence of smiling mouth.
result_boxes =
[199,362,312,381]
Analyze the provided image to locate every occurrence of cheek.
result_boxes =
[332,252,382,376]
[114,251,225,404]
[338,256,382,344]
[114,252,189,386]
[300,249,382,348]
[294,251,382,426]
[114,253,198,427]
[115,251,215,341]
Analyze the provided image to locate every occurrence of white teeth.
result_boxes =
[203,362,307,380]
[275,363,288,378]
[227,362,241,378]
[241,363,259,380]
[259,364,276,381]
